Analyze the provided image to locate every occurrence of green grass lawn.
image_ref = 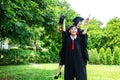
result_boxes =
[0,64,120,80]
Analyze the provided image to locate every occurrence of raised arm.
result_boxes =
[82,24,88,35]
[82,15,90,35]
[57,15,66,32]
[82,16,90,35]
[63,19,66,32]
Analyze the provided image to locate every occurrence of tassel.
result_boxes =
[72,40,74,50]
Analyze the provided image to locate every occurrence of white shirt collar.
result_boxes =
[70,35,77,40]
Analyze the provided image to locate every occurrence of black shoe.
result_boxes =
[54,72,61,79]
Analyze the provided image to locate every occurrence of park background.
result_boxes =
[0,0,120,80]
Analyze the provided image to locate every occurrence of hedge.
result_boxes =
[0,46,120,65]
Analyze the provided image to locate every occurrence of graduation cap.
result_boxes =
[69,25,77,29]
[58,15,66,24]
[73,17,84,26]
[57,15,66,32]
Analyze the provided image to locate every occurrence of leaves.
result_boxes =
[0,0,120,53]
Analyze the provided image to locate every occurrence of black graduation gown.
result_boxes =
[78,29,89,64]
[59,28,70,65]
[60,28,89,65]
[63,34,87,80]
[59,28,89,76]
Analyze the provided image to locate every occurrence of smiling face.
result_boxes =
[69,26,77,35]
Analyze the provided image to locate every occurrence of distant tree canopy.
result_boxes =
[0,0,120,52]
[104,17,120,49]
[85,17,120,51]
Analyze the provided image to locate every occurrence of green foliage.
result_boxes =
[113,46,120,65]
[99,47,105,64]
[87,18,103,50]
[88,48,99,64]
[87,17,120,51]
[38,51,59,63]
[88,47,120,65]
[103,17,120,50]
[0,0,44,45]
[0,49,34,65]
[105,47,112,65]
[0,47,120,65]
[0,48,60,65]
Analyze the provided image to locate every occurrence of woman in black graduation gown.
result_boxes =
[72,17,89,65]
[54,15,66,79]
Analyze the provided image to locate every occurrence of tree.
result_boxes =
[87,18,103,50]
[0,0,44,46]
[102,17,120,50]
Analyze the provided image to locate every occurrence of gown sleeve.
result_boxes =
[78,30,89,64]
[62,28,69,42]
[59,28,69,65]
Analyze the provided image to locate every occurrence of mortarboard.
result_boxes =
[69,25,76,29]
[57,15,66,32]
[58,15,66,24]
[72,17,84,26]
[68,25,77,31]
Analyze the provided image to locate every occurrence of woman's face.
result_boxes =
[69,26,77,35]
[77,21,82,28]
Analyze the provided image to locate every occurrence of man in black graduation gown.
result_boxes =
[64,16,89,65]
[62,17,89,80]
[62,25,87,80]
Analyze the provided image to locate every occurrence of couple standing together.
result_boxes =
[54,15,89,80]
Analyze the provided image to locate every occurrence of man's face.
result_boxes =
[69,26,77,35]
[77,21,82,28]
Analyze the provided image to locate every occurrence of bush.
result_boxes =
[1,47,119,65]
[37,46,59,63]
[88,48,99,64]
[0,49,36,65]
[99,47,105,64]
[0,48,60,65]
[113,46,120,65]
[105,48,112,65]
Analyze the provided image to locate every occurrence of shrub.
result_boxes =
[99,47,105,64]
[88,48,99,64]
[113,46,120,65]
[0,49,35,65]
[105,47,112,65]
[0,48,60,65]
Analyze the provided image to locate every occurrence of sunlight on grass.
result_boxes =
[87,65,120,80]
[0,64,120,80]
[31,63,57,70]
